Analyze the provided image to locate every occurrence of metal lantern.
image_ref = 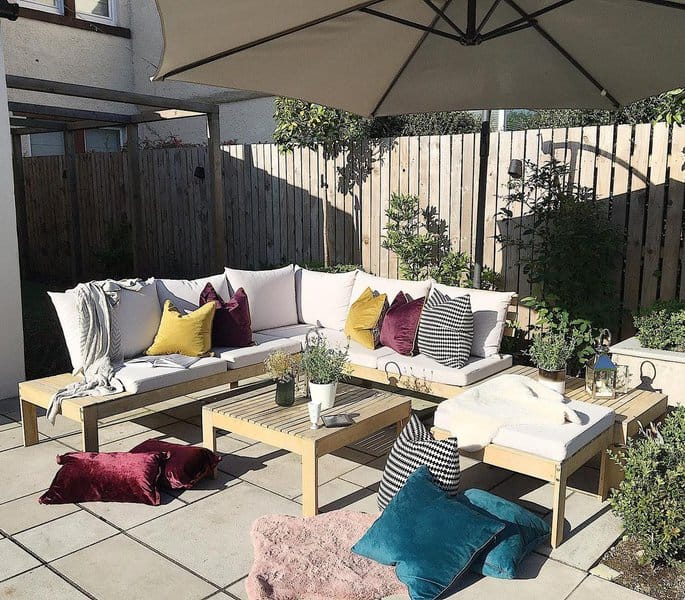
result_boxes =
[586,352,618,399]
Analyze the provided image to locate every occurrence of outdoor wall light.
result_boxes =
[0,0,19,20]
[194,166,205,179]
[508,159,523,179]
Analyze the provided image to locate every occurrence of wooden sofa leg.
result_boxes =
[20,399,39,447]
[551,463,568,549]
[80,408,99,452]
[229,381,239,390]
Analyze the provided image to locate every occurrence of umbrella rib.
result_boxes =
[476,0,503,34]
[502,0,620,108]
[369,0,457,117]
[360,8,463,44]
[160,0,388,79]
[633,0,685,9]
[421,0,466,37]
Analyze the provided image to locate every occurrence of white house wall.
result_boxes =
[0,25,26,400]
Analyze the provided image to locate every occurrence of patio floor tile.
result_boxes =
[459,461,513,491]
[566,574,654,599]
[52,534,218,600]
[0,537,41,581]
[0,440,73,504]
[339,455,387,488]
[14,509,118,562]
[489,473,573,516]
[225,577,248,600]
[128,481,301,587]
[539,493,624,571]
[0,421,46,452]
[0,566,90,599]
[166,468,240,503]
[295,477,379,514]
[80,492,185,530]
[0,396,20,421]
[0,490,80,535]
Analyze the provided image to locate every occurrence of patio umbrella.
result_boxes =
[153,0,685,284]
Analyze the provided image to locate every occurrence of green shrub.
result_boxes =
[383,193,499,289]
[302,262,361,274]
[301,336,350,385]
[634,300,685,352]
[526,329,575,371]
[610,406,685,565]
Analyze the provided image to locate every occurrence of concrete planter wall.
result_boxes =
[610,337,685,406]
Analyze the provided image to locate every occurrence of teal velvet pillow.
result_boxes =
[456,488,551,579]
[352,466,504,600]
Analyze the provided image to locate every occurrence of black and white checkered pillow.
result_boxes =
[377,414,460,510]
[417,289,473,368]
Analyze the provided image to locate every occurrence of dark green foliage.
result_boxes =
[505,96,665,130]
[634,300,685,352]
[498,159,623,331]
[383,193,499,289]
[274,98,481,157]
[610,407,685,565]
[302,263,361,274]
[656,89,685,125]
[93,220,134,279]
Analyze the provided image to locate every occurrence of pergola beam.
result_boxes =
[10,117,69,130]
[9,101,129,123]
[6,75,215,114]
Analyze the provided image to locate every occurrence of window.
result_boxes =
[29,132,65,157]
[19,0,64,15]
[85,128,122,153]
[75,0,115,24]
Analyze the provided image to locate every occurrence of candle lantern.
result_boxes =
[585,329,618,399]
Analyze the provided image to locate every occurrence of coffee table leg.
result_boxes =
[202,415,218,479]
[301,444,318,517]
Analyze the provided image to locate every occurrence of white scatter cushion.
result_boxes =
[117,282,162,358]
[225,265,298,331]
[431,283,515,358]
[349,271,431,306]
[155,274,229,313]
[295,267,357,330]
[48,291,82,373]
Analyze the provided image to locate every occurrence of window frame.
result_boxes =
[75,0,116,26]
[18,0,64,16]
[84,127,124,153]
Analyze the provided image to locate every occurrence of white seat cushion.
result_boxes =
[258,324,318,342]
[295,267,357,330]
[214,333,301,370]
[471,400,614,462]
[377,352,513,387]
[310,328,396,369]
[115,357,227,394]
[349,272,431,305]
[431,283,515,358]
[225,265,298,331]
[156,274,229,313]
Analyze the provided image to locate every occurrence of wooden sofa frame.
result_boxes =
[19,363,265,452]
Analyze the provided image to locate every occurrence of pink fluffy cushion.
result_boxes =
[39,451,168,506]
[379,292,425,356]
[129,439,220,489]
[246,511,406,600]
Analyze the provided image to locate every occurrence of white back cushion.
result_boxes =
[49,281,163,371]
[155,274,229,313]
[431,283,515,358]
[295,267,357,330]
[349,271,431,306]
[225,265,298,331]
[48,291,82,373]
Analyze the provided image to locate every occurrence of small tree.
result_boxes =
[383,193,498,288]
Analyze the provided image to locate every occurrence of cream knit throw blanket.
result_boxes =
[435,374,582,451]
[47,279,143,424]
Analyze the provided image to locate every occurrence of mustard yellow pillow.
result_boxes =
[345,287,388,349]
[146,300,216,357]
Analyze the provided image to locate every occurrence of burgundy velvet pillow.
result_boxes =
[129,439,220,490]
[379,292,425,356]
[199,283,252,348]
[39,451,167,506]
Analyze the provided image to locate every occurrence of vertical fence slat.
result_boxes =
[663,126,685,300]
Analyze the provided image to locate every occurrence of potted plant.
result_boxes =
[264,351,300,407]
[527,330,575,393]
[300,337,350,409]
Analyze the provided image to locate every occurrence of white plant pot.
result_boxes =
[538,368,566,394]
[309,381,337,410]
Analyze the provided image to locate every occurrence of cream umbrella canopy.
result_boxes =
[153,0,685,281]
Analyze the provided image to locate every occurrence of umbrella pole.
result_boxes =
[472,109,491,289]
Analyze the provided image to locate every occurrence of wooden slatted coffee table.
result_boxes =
[202,382,411,516]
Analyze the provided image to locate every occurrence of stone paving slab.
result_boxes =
[0,566,91,599]
[53,534,218,600]
[566,574,654,599]
[0,537,41,581]
[0,490,79,535]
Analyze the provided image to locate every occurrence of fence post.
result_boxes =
[64,130,82,282]
[207,109,226,270]
[126,123,143,274]
[11,134,29,278]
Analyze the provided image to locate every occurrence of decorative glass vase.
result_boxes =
[275,379,296,407]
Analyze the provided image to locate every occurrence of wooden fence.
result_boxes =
[17,123,685,334]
